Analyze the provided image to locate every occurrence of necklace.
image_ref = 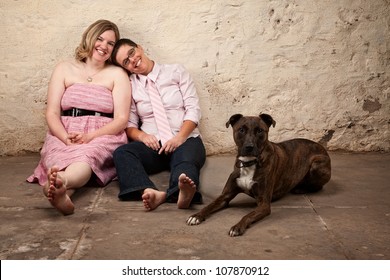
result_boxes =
[84,63,104,82]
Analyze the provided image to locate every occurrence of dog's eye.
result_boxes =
[256,128,263,135]
[238,127,245,133]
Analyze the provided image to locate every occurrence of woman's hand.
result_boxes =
[159,134,186,155]
[65,132,94,145]
[139,132,160,151]
[157,120,196,154]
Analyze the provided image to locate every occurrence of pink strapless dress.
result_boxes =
[27,83,128,186]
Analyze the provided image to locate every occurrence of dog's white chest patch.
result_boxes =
[236,157,256,191]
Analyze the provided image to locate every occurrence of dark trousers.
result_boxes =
[114,136,206,204]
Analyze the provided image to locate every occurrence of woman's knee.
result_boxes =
[113,142,146,162]
[113,144,127,159]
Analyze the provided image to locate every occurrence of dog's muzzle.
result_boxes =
[239,144,259,157]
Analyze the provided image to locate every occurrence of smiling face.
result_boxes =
[91,30,116,63]
[115,44,152,75]
[74,19,120,63]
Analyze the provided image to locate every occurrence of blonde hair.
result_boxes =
[75,19,120,64]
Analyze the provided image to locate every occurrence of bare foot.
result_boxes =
[177,173,197,209]
[46,167,74,215]
[43,183,50,197]
[142,188,166,211]
[42,168,54,197]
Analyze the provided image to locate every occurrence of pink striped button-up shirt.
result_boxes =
[128,63,201,139]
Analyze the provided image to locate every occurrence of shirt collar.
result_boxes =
[137,61,161,87]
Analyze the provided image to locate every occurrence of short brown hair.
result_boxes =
[111,38,138,68]
[75,19,120,63]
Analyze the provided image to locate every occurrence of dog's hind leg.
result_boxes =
[291,155,331,194]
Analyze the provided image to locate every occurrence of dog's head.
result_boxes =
[226,113,276,157]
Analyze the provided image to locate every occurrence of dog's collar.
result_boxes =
[235,159,258,168]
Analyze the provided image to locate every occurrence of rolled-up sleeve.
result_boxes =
[127,99,139,128]
[175,64,201,125]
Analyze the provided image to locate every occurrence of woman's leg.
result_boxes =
[167,137,206,208]
[114,141,168,200]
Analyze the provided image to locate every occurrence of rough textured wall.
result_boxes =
[0,0,389,156]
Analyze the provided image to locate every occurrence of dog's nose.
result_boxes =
[245,145,254,153]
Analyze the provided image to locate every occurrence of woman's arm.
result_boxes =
[80,67,131,143]
[46,62,71,144]
[159,65,200,154]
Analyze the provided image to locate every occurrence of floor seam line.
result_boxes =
[304,195,351,260]
[67,188,104,260]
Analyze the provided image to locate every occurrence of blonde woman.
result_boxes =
[27,20,131,215]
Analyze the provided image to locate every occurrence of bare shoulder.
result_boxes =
[53,59,81,73]
[108,64,128,75]
[106,65,130,81]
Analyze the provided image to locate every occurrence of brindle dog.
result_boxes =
[187,113,331,236]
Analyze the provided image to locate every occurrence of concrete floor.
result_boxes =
[0,152,389,260]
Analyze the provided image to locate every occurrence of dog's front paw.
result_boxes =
[229,225,246,237]
[186,215,204,226]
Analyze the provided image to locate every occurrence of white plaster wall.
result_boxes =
[0,0,389,156]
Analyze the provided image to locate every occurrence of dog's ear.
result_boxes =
[259,113,276,128]
[226,114,243,128]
